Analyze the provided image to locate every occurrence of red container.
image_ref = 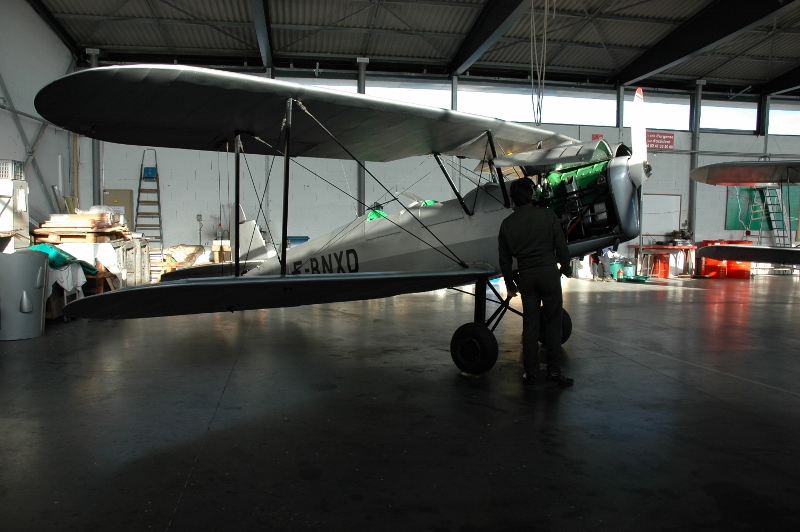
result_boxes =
[700,240,727,278]
[654,254,671,278]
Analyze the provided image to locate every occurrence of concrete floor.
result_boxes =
[1,275,800,531]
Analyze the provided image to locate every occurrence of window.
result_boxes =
[458,82,617,126]
[700,99,757,131]
[623,92,690,131]
[769,100,800,135]
[365,78,451,108]
[278,76,358,93]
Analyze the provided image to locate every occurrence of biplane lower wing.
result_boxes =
[64,268,493,320]
[698,245,800,264]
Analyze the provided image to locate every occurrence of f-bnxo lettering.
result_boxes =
[294,249,359,274]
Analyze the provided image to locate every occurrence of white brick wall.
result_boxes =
[0,0,73,223]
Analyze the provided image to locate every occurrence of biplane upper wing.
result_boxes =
[690,161,800,186]
[35,65,575,162]
[698,244,800,264]
[63,268,493,319]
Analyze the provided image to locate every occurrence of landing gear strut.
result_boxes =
[449,278,572,374]
[450,280,498,374]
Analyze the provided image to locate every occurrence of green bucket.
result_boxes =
[609,261,623,278]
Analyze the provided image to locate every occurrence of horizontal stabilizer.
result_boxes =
[64,268,494,319]
[698,244,800,264]
[690,161,800,186]
[35,65,574,163]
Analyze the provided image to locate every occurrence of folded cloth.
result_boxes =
[30,243,98,275]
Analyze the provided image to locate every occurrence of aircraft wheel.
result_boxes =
[450,322,498,374]
[539,309,572,346]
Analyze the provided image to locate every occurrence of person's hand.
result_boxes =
[506,281,518,298]
[560,266,572,278]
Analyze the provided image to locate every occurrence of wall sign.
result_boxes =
[647,132,674,150]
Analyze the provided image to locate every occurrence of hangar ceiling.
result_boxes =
[25,0,800,96]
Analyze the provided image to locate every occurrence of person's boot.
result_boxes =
[545,372,574,386]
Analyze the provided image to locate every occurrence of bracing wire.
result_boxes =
[294,99,469,268]
[248,120,467,272]
[287,156,465,272]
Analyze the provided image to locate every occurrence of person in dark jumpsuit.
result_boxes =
[498,177,574,386]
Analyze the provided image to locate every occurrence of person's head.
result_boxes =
[509,177,534,207]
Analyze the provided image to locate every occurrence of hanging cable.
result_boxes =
[531,0,555,125]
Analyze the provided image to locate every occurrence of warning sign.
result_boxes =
[647,132,674,150]
[591,134,604,140]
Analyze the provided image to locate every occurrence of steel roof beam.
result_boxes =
[448,0,528,76]
[249,0,274,69]
[616,0,800,86]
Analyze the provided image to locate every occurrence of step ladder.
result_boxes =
[135,149,164,282]
[758,186,794,274]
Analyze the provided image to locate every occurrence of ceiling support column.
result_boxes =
[356,57,368,217]
[280,98,293,276]
[616,86,625,143]
[757,93,771,154]
[689,79,705,238]
[88,48,102,206]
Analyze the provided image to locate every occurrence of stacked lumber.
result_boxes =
[33,213,133,243]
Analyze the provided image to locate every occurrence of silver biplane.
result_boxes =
[35,65,651,374]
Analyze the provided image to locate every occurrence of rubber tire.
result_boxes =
[450,322,499,375]
[539,308,572,346]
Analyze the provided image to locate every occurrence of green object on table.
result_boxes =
[29,243,98,275]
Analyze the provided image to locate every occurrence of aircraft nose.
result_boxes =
[629,158,652,188]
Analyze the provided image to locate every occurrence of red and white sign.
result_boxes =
[647,132,674,150]
[591,133,604,140]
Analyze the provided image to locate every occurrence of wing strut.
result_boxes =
[280,98,292,276]
[486,131,511,208]
[434,153,473,216]
[234,135,241,277]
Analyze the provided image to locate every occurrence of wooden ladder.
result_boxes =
[135,149,164,282]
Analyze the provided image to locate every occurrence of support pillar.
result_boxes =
[616,86,625,142]
[451,75,458,111]
[356,57,368,216]
[280,98,293,276]
[757,93,771,154]
[688,79,705,238]
[88,48,102,206]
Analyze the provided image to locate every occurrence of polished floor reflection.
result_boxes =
[1,276,799,530]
